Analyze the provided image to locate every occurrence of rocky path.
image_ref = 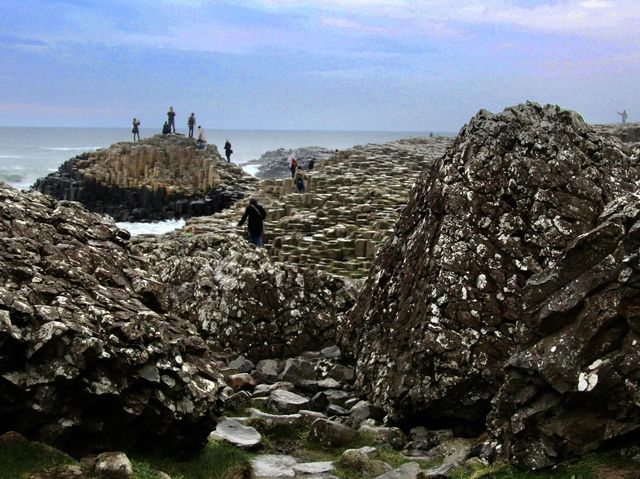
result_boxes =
[184,136,451,278]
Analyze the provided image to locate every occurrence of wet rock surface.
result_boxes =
[488,191,640,468]
[33,135,257,222]
[0,184,226,455]
[340,103,640,433]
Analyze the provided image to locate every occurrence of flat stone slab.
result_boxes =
[267,389,310,413]
[251,454,297,478]
[374,462,422,479]
[292,461,334,474]
[209,418,261,449]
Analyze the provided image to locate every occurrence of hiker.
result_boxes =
[238,198,267,247]
[188,113,196,138]
[162,121,170,135]
[196,125,206,150]
[167,106,176,133]
[288,154,298,178]
[294,166,306,193]
[131,118,140,141]
[308,158,315,170]
[618,110,629,124]
[224,140,233,162]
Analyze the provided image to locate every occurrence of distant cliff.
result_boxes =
[33,135,257,221]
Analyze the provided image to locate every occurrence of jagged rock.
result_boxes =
[350,400,386,428]
[252,382,294,398]
[91,452,133,479]
[33,135,257,221]
[229,355,256,373]
[248,408,304,433]
[226,373,256,391]
[210,418,262,449]
[488,191,640,468]
[266,389,310,414]
[592,122,640,143]
[133,232,357,360]
[310,391,330,412]
[359,425,407,449]
[279,358,317,385]
[223,391,253,413]
[0,184,225,455]
[327,404,350,416]
[328,364,355,383]
[309,418,358,448]
[340,103,640,433]
[318,378,341,389]
[373,462,422,479]
[321,345,342,359]
[253,147,335,179]
[253,360,282,384]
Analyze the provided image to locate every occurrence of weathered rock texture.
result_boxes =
[340,103,640,434]
[488,191,640,469]
[184,137,451,278]
[132,232,357,360]
[592,122,640,144]
[33,135,257,221]
[252,147,335,179]
[0,183,226,456]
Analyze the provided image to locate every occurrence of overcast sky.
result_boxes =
[0,0,638,130]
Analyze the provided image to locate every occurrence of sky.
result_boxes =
[0,0,638,131]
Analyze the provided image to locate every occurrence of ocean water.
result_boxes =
[0,127,437,234]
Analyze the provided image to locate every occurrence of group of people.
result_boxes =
[288,154,313,193]
[130,106,234,161]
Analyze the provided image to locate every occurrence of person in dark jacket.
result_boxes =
[238,198,267,247]
[132,118,140,141]
[167,106,176,133]
[162,121,170,135]
[188,113,196,138]
[224,140,233,162]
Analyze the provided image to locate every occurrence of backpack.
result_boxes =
[291,158,298,169]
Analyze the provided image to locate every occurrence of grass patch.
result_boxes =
[133,439,253,479]
[0,438,75,479]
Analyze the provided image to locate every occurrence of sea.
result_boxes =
[0,127,439,235]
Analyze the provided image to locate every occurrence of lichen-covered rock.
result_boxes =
[488,191,640,469]
[133,232,358,359]
[33,135,257,221]
[0,184,226,455]
[340,103,640,432]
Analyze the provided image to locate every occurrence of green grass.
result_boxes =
[0,438,75,479]
[132,439,254,479]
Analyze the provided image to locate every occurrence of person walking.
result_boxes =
[618,110,629,124]
[167,106,176,133]
[238,198,267,247]
[288,153,298,178]
[131,118,140,141]
[188,113,196,138]
[224,140,233,162]
[294,166,306,193]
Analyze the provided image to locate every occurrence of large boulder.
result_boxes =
[339,103,640,432]
[0,184,226,455]
[133,232,357,360]
[488,191,640,468]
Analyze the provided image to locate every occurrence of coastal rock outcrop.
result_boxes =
[0,183,226,456]
[132,232,358,359]
[33,135,257,221]
[592,122,640,144]
[340,103,640,434]
[252,147,335,179]
[488,191,640,469]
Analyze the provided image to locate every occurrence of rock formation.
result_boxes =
[33,135,257,222]
[132,231,358,360]
[592,122,640,144]
[488,191,640,469]
[0,183,226,456]
[252,147,335,179]
[340,103,640,436]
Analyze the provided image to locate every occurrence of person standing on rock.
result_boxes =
[131,118,140,141]
[294,166,306,193]
[618,110,629,124]
[238,198,267,247]
[167,106,176,133]
[188,113,196,138]
[288,154,298,178]
[196,125,206,150]
[224,140,233,162]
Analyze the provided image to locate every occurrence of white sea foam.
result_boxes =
[241,164,259,177]
[116,219,186,236]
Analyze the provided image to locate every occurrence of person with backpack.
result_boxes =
[288,154,298,178]
[238,198,267,247]
[131,118,140,141]
[188,113,196,138]
[224,140,233,162]
[167,106,176,133]
[294,166,306,193]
